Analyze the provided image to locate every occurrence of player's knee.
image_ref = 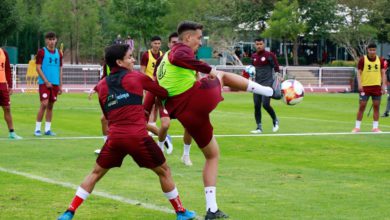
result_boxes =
[2,106,11,113]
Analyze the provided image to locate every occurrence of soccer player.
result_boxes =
[57,44,196,220]
[34,32,63,136]
[250,38,281,134]
[141,35,173,152]
[381,57,390,117]
[145,32,195,165]
[0,47,22,139]
[352,43,387,132]
[155,21,281,219]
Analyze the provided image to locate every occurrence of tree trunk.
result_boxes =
[293,38,299,66]
[283,39,289,66]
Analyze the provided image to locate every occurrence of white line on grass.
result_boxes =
[0,131,389,141]
[0,167,174,214]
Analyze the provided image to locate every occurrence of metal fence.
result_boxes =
[12,64,356,92]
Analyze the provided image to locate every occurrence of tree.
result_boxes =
[331,0,378,61]
[262,0,306,65]
[0,0,20,44]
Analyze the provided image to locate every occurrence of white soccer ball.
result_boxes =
[281,79,304,105]
[244,65,256,77]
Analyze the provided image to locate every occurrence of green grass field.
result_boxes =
[1,92,390,220]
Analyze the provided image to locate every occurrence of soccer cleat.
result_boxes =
[381,112,389,117]
[44,130,56,136]
[250,128,262,134]
[271,73,282,100]
[205,209,229,220]
[372,128,382,133]
[176,209,196,220]
[181,155,193,166]
[34,130,42,136]
[351,128,360,133]
[57,210,74,220]
[94,149,101,155]
[164,134,173,154]
[9,132,23,140]
[272,119,279,132]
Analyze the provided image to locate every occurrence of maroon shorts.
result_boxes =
[96,135,166,169]
[166,77,223,148]
[360,85,382,101]
[0,88,10,106]
[39,84,59,102]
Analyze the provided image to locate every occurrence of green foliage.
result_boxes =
[0,0,20,43]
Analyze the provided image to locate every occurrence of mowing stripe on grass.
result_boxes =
[0,131,389,141]
[0,167,175,214]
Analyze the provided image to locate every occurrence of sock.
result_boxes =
[68,187,90,212]
[164,187,185,212]
[205,186,218,212]
[9,129,14,133]
[373,121,379,129]
[103,135,108,142]
[246,81,273,96]
[158,141,165,152]
[355,120,361,129]
[183,144,191,156]
[35,122,41,131]
[45,122,51,132]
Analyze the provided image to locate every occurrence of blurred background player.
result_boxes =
[381,54,390,117]
[250,38,281,134]
[155,21,281,219]
[57,44,196,220]
[352,43,387,132]
[34,31,63,136]
[0,47,22,139]
[141,35,173,152]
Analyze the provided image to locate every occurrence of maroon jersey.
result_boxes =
[36,48,63,66]
[140,50,162,67]
[0,49,12,90]
[357,56,385,71]
[94,67,168,138]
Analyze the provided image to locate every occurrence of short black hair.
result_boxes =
[254,38,265,42]
[150,36,161,42]
[168,32,179,42]
[367,43,377,49]
[104,44,130,68]
[177,21,203,36]
[45,32,57,39]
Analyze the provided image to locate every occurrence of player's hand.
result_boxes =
[8,88,13,95]
[58,85,63,95]
[88,90,96,100]
[45,81,53,88]
[358,85,363,92]
[382,87,387,95]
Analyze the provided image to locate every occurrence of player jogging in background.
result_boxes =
[141,35,173,152]
[250,38,281,134]
[57,44,196,220]
[381,55,390,117]
[144,32,195,165]
[34,31,63,136]
[0,47,22,139]
[352,43,387,133]
[155,21,281,219]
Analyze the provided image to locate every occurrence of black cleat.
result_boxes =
[381,112,389,117]
[205,209,229,220]
[271,73,282,100]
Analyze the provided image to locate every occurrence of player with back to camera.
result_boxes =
[57,44,196,220]
[352,43,387,132]
[155,21,281,219]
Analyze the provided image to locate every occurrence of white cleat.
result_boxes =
[94,149,101,155]
[272,124,279,132]
[164,135,173,154]
[181,155,193,166]
[250,129,262,134]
